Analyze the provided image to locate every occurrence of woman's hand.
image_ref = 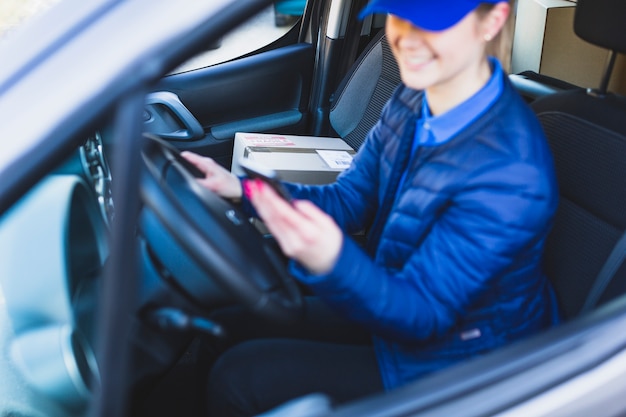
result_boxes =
[181,151,242,200]
[245,178,343,275]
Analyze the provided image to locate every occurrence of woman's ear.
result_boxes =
[482,1,510,41]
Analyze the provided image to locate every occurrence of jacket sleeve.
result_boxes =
[280,107,395,234]
[289,160,558,343]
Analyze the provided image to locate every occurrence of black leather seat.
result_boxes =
[531,0,626,320]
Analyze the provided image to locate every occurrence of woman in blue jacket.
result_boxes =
[183,0,560,415]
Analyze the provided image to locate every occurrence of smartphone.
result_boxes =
[239,158,293,202]
[238,157,293,202]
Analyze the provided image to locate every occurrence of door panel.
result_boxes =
[149,42,315,169]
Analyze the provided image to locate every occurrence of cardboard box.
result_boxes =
[231,133,355,184]
[511,0,626,94]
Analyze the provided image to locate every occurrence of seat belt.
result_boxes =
[335,0,367,82]
[581,229,626,314]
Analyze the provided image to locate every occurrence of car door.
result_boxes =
[143,3,316,169]
[143,0,377,169]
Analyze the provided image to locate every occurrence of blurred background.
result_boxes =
[0,0,61,40]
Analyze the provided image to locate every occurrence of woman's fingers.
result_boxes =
[248,179,342,274]
[181,151,242,199]
[179,154,341,273]
[181,151,212,175]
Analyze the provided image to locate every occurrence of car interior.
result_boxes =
[138,0,626,414]
[1,0,626,416]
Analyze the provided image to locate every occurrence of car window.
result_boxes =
[0,0,303,68]
[171,3,304,73]
[0,0,62,40]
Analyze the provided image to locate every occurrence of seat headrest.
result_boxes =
[574,0,626,54]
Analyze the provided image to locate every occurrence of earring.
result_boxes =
[484,33,493,42]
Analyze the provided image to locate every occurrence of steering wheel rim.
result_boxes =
[139,134,303,322]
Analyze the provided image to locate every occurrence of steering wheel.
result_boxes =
[139,134,303,322]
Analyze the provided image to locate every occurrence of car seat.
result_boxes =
[531,0,626,320]
[328,29,401,151]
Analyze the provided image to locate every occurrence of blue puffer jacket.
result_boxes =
[283,77,560,389]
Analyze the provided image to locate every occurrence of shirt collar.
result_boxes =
[417,57,505,146]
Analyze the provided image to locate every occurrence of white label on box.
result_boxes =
[242,134,295,147]
[316,150,353,169]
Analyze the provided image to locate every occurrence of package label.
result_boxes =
[242,134,295,147]
[316,150,353,169]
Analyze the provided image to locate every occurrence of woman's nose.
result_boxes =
[398,28,426,50]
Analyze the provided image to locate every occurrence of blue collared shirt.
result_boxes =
[416,57,504,148]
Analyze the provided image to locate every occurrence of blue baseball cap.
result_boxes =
[360,0,505,31]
